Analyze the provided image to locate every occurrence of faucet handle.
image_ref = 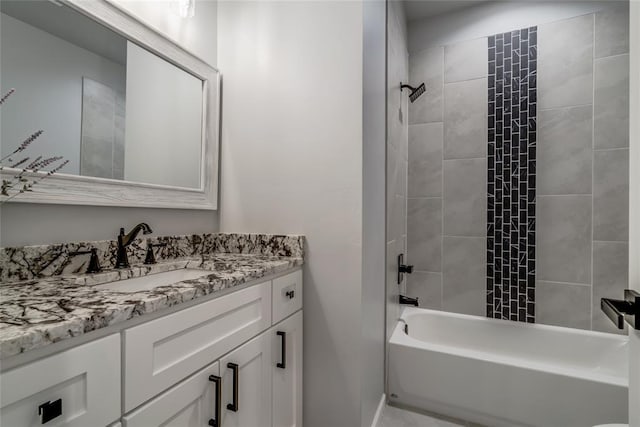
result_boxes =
[69,248,102,274]
[397,254,414,284]
[400,264,414,274]
[144,242,167,265]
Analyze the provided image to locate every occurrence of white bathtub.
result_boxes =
[388,307,629,427]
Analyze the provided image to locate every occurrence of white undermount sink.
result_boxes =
[93,268,211,293]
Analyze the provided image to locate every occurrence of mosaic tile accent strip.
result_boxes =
[486,26,537,322]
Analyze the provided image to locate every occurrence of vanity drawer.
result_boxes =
[0,334,121,427]
[123,281,272,412]
[272,270,303,324]
[123,361,220,427]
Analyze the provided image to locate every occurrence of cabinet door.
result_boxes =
[220,332,272,427]
[124,362,221,427]
[0,334,120,427]
[272,311,303,427]
[124,281,271,411]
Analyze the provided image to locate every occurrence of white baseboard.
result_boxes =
[371,393,386,427]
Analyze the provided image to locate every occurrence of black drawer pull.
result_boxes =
[285,290,295,299]
[277,331,286,369]
[208,375,222,427]
[38,399,62,424]
[227,363,239,412]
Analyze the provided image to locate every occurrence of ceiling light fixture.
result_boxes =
[172,0,195,18]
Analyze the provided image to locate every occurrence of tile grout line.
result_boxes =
[442,235,487,239]
[443,156,488,161]
[444,76,489,85]
[537,279,593,287]
[408,121,444,126]
[538,103,593,112]
[440,45,445,309]
[594,51,631,61]
[590,13,596,332]
[593,147,630,152]
[537,193,593,197]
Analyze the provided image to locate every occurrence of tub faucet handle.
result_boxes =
[601,289,640,330]
[397,254,414,284]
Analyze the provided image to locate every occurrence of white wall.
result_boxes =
[408,1,621,53]
[0,13,126,175]
[361,1,387,425]
[110,0,218,66]
[124,42,202,188]
[0,0,218,247]
[217,1,371,425]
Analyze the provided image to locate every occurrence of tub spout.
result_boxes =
[399,294,419,306]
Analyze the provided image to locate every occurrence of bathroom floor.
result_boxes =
[378,405,478,427]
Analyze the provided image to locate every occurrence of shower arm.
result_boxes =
[400,83,418,91]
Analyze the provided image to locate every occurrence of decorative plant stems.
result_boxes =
[0,89,68,203]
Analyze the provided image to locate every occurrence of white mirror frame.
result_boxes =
[0,0,220,210]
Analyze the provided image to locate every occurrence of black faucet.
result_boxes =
[115,223,153,268]
[399,295,419,306]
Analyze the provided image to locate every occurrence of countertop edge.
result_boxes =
[0,256,303,364]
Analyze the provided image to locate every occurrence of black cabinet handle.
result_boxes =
[208,375,222,427]
[38,399,62,424]
[277,331,286,369]
[285,290,295,299]
[226,363,239,412]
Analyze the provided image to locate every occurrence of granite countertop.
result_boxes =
[0,233,305,360]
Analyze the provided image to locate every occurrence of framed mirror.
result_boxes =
[0,0,220,209]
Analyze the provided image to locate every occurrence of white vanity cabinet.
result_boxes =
[0,269,303,427]
[123,361,221,427]
[220,332,272,427]
[0,334,121,427]
[124,310,302,427]
[123,281,272,412]
[271,311,303,427]
[272,270,303,324]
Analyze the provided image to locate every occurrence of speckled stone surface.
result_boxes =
[0,233,304,283]
[0,234,305,359]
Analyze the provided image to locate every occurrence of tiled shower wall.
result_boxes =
[405,4,630,334]
[406,36,489,317]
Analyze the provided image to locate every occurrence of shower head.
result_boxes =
[401,82,426,103]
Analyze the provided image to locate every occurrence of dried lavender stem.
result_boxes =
[0,131,44,163]
[0,88,15,105]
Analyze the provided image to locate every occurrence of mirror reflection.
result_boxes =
[1,0,204,189]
